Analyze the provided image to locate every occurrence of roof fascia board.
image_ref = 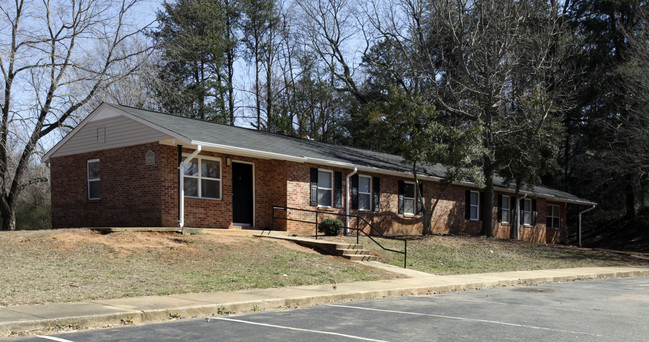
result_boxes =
[489,187,596,205]
[192,141,305,163]
[553,198,597,206]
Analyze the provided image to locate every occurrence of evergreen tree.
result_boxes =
[377,87,483,235]
[152,0,238,122]
[564,0,646,219]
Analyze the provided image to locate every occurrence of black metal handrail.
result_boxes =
[271,206,408,268]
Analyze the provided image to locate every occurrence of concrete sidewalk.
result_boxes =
[2,266,649,337]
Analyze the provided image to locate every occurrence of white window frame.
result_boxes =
[87,159,100,200]
[522,198,532,225]
[183,155,222,200]
[317,168,333,207]
[501,195,510,223]
[358,175,372,211]
[547,204,560,229]
[469,190,480,221]
[403,181,416,215]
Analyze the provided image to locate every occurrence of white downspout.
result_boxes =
[178,145,202,228]
[345,167,358,235]
[516,193,527,241]
[578,204,596,247]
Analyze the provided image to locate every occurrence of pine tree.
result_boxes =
[152,0,238,122]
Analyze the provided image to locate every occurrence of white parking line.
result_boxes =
[208,317,390,342]
[326,304,601,337]
[36,336,74,342]
[446,296,649,319]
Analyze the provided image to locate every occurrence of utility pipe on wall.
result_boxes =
[345,167,358,235]
[178,145,202,228]
[578,204,596,247]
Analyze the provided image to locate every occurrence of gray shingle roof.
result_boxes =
[111,104,595,206]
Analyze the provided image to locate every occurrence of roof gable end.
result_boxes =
[43,103,190,162]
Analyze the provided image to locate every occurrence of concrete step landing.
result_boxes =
[253,234,377,261]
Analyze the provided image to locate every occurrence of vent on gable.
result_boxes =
[145,150,155,165]
[97,127,106,144]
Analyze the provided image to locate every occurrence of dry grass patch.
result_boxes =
[0,229,398,306]
[323,235,649,274]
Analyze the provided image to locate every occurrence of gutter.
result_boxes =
[345,167,358,234]
[578,204,597,247]
[178,145,202,228]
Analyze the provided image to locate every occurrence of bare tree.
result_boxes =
[297,0,366,101]
[0,0,153,230]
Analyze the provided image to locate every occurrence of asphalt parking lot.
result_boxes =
[16,276,649,342]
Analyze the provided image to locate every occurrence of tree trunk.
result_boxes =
[625,176,636,220]
[511,186,520,240]
[227,49,235,125]
[482,162,494,237]
[0,199,16,230]
[412,162,431,235]
[265,50,273,132]
[426,183,450,236]
[254,38,261,130]
[563,119,572,190]
[226,0,235,126]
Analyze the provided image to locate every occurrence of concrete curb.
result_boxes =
[2,267,649,337]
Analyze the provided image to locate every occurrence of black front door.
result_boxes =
[232,162,253,225]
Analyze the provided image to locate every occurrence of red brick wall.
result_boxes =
[50,142,165,227]
[159,145,178,226]
[284,164,485,237]
[51,144,290,229]
[282,163,567,243]
[51,142,568,243]
[492,198,567,244]
[158,148,289,229]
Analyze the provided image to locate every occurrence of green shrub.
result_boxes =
[318,218,344,236]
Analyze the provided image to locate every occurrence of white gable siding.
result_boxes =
[52,115,171,158]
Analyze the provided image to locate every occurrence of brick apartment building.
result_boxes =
[43,103,596,243]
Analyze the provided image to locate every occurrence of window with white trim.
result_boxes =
[469,190,480,220]
[501,195,510,223]
[358,175,372,211]
[87,159,100,200]
[184,156,221,199]
[317,169,333,207]
[522,198,532,225]
[403,181,416,215]
[547,205,560,229]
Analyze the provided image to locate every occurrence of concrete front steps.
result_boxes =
[336,243,378,261]
[253,233,377,261]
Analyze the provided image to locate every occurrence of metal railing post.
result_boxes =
[404,239,408,269]
[356,216,359,245]
[270,206,409,268]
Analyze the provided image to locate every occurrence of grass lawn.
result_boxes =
[0,229,399,306]
[325,235,649,274]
